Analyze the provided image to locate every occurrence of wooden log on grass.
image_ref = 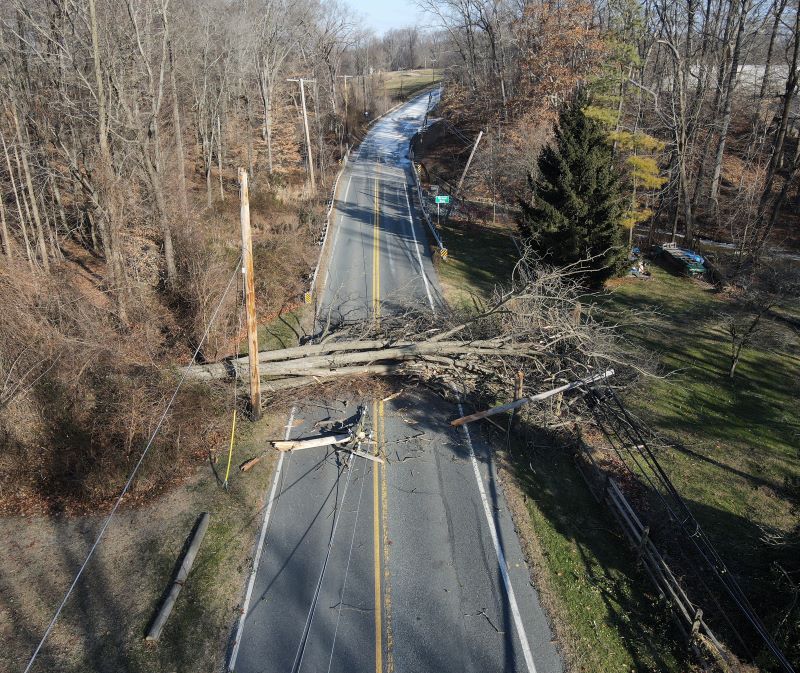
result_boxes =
[145,512,210,642]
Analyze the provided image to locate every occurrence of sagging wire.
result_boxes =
[23,255,243,673]
[291,454,355,673]
[325,453,369,673]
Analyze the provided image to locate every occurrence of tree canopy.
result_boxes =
[518,97,627,287]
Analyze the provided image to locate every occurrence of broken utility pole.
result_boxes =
[445,129,483,225]
[288,78,316,191]
[239,168,262,419]
[451,370,614,427]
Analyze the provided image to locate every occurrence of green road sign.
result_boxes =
[434,195,450,204]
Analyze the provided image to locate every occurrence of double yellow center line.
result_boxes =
[372,399,392,673]
[372,170,381,322]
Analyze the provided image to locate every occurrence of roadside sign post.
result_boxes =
[434,194,450,227]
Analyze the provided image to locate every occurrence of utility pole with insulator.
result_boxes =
[288,78,316,192]
[337,75,353,131]
[239,168,262,419]
[337,74,354,151]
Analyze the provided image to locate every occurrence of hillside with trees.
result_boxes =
[0,0,444,513]
[0,0,798,672]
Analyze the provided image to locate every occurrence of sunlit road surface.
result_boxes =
[229,92,563,673]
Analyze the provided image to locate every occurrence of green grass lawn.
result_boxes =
[508,434,686,672]
[430,218,690,669]
[381,69,441,100]
[434,224,800,669]
[597,267,800,618]
[435,217,520,306]
[257,304,311,352]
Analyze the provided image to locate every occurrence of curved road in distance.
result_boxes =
[229,91,563,673]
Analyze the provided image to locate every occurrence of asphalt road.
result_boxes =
[229,92,562,673]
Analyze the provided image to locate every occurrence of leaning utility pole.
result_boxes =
[444,130,484,225]
[456,130,483,196]
[288,78,316,191]
[239,168,262,419]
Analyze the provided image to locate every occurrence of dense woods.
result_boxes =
[0,0,431,511]
[421,0,800,265]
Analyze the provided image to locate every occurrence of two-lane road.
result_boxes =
[318,93,443,324]
[229,92,562,673]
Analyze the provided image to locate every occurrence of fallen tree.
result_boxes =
[187,260,645,420]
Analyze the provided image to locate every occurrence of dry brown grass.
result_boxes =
[0,172,322,515]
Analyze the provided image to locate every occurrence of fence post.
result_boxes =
[635,525,650,566]
[690,608,703,641]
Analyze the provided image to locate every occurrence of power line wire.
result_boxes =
[588,382,795,673]
[291,455,355,673]
[326,455,368,673]
[23,256,243,673]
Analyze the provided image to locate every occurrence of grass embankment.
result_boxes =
[440,227,800,669]
[435,217,519,306]
[257,304,311,351]
[505,433,686,672]
[433,220,688,670]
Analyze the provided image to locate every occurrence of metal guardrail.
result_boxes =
[307,147,350,304]
[408,146,446,256]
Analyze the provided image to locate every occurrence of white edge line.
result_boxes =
[228,405,296,672]
[310,152,349,296]
[403,183,436,313]
[457,400,538,673]
[321,175,352,301]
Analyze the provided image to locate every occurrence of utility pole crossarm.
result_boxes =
[450,370,614,427]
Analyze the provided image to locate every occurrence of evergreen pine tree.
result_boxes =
[518,97,626,287]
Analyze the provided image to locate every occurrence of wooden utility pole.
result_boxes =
[444,130,484,225]
[288,78,316,191]
[451,370,614,427]
[510,370,524,433]
[337,75,353,136]
[239,168,262,419]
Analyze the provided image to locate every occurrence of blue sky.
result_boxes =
[345,0,427,34]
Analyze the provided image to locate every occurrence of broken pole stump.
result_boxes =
[510,370,524,433]
[146,512,210,642]
[239,168,261,420]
